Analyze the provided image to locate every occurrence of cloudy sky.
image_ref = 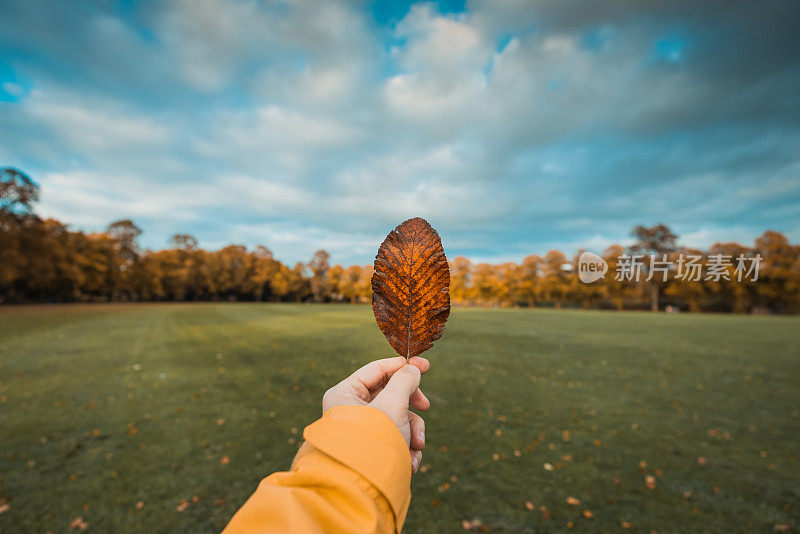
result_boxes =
[1,0,799,265]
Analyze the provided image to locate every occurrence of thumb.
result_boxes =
[374,364,421,407]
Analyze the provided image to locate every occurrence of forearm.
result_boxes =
[223,405,412,534]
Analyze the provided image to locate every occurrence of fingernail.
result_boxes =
[419,430,425,445]
[411,456,419,471]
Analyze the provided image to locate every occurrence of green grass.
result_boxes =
[0,304,798,533]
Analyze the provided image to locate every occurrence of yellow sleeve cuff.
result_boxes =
[303,405,412,531]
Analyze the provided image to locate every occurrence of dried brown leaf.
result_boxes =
[372,217,450,359]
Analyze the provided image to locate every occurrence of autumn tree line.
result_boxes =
[2,168,799,312]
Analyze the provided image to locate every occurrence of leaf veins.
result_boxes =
[372,217,450,359]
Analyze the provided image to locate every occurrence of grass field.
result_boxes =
[0,304,798,533]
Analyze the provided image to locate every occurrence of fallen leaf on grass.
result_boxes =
[70,517,89,530]
[0,503,10,514]
[566,497,581,506]
[135,501,144,510]
[697,456,707,465]
[621,521,633,529]
[220,456,230,465]
[176,500,189,512]
[645,475,657,490]
[461,518,485,531]
[65,443,83,458]
[525,501,535,511]
[582,510,594,519]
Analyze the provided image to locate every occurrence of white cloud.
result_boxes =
[24,91,170,152]
[37,170,216,230]
[680,227,764,250]
[156,0,277,91]
[384,5,490,127]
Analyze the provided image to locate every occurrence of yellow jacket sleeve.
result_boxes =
[223,405,412,534]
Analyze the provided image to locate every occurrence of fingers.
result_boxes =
[408,412,425,451]
[325,356,432,413]
[410,388,430,412]
[350,356,429,388]
[411,449,423,473]
[373,364,421,407]
[408,356,430,375]
[348,357,407,390]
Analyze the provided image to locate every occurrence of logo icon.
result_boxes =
[578,251,607,284]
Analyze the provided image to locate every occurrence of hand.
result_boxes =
[322,356,430,472]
